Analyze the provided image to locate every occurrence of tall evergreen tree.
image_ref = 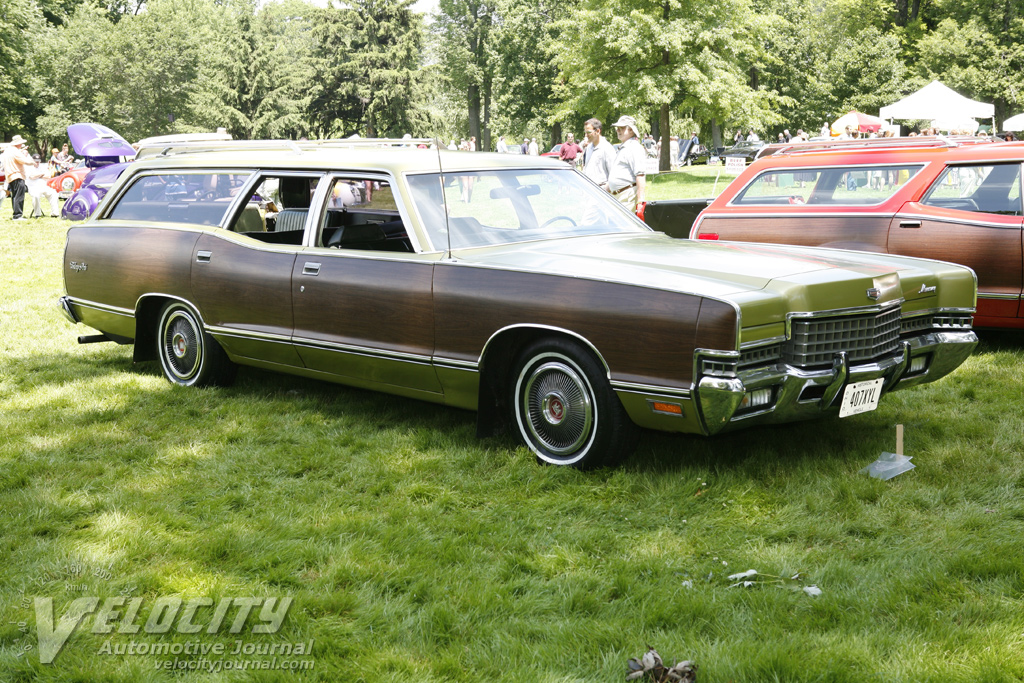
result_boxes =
[308,0,427,138]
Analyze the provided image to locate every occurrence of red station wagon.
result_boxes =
[689,138,1023,329]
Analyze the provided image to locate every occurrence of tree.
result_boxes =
[0,0,45,140]
[558,0,785,171]
[308,0,427,138]
[434,0,495,148]
[488,0,579,147]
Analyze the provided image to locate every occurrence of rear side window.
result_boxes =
[105,173,250,225]
[921,163,1022,216]
[732,165,922,207]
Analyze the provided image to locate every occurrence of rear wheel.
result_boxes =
[511,339,638,469]
[157,302,235,387]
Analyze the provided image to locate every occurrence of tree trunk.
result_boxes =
[658,103,671,173]
[481,74,492,151]
[711,118,722,150]
[551,121,562,150]
[650,112,659,142]
[468,83,481,148]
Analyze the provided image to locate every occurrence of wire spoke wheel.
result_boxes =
[522,360,594,456]
[159,306,204,383]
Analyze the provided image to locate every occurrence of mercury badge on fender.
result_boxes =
[60,141,979,468]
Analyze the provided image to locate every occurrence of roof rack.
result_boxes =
[153,137,437,158]
[756,135,996,160]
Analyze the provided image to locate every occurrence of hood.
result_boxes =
[456,232,902,298]
[453,232,970,328]
[67,123,135,159]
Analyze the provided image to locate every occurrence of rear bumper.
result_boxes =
[696,330,977,435]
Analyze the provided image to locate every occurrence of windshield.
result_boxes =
[406,168,648,250]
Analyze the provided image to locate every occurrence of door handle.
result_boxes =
[302,262,321,276]
[898,220,921,228]
[196,250,212,263]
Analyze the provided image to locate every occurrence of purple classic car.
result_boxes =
[57,124,136,219]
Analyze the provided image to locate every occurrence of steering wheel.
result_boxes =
[540,215,577,229]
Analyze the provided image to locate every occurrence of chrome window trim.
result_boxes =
[726,161,930,208]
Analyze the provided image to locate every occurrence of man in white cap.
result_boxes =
[2,135,35,220]
[608,115,646,213]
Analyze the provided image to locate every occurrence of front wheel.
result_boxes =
[157,302,236,387]
[511,339,638,469]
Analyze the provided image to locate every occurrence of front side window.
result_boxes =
[732,165,922,207]
[105,173,249,225]
[406,168,647,250]
[921,163,1022,216]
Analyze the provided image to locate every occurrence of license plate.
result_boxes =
[839,378,884,418]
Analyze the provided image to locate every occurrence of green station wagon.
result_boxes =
[60,141,979,468]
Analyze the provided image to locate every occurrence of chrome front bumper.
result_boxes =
[696,330,978,435]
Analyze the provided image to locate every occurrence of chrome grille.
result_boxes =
[739,344,783,367]
[784,306,902,368]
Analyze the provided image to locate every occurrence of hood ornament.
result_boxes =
[866,287,881,300]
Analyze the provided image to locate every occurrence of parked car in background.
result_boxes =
[541,144,561,158]
[62,129,232,220]
[689,136,1022,329]
[61,142,977,468]
[719,139,766,162]
[48,123,135,202]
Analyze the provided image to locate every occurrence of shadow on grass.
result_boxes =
[4,346,941,480]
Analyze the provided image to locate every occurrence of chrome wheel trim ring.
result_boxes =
[160,309,202,382]
[516,353,596,462]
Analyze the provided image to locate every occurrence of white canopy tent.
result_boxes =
[880,81,994,128]
[1003,114,1024,132]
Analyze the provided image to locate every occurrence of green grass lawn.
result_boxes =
[1,208,1023,681]
[646,166,742,201]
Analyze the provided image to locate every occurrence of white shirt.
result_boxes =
[528,141,539,156]
[496,138,508,153]
[608,137,646,193]
[583,136,615,188]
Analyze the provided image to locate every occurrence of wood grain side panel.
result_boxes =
[190,234,296,336]
[697,215,891,252]
[888,216,1023,299]
[433,266,722,388]
[64,227,199,312]
[696,298,740,351]
[292,256,435,357]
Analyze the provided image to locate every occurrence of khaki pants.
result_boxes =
[613,185,637,213]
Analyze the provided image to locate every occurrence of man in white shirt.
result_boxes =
[26,155,60,217]
[582,118,614,190]
[608,115,646,213]
[496,135,508,154]
[528,138,539,156]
